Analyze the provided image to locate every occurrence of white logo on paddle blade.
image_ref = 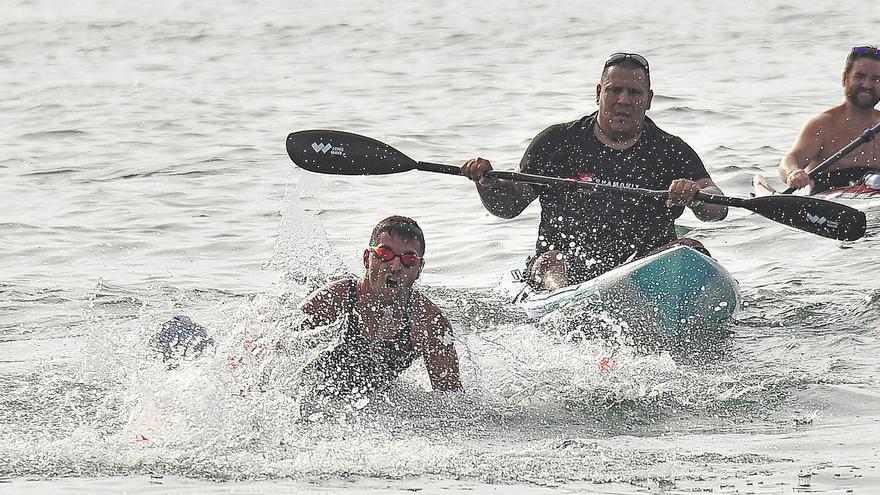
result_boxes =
[806,213,826,225]
[311,142,332,153]
[806,213,839,229]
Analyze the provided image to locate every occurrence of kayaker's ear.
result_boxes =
[363,248,370,269]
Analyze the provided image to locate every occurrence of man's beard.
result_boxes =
[847,87,880,109]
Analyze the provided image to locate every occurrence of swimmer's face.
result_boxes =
[363,232,423,300]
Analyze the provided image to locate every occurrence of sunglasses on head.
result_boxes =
[852,46,880,58]
[369,245,423,268]
[604,52,650,75]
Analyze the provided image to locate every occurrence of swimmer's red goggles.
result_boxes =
[369,245,423,268]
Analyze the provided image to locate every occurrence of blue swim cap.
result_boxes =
[151,315,215,362]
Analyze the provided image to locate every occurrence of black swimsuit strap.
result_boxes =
[346,279,359,337]
[345,278,414,345]
[398,295,414,341]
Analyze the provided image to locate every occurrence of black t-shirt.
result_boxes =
[520,112,710,282]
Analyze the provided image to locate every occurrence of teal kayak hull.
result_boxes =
[504,246,741,340]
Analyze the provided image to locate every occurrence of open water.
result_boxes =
[2,1,880,493]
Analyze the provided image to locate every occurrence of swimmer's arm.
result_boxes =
[297,280,349,331]
[417,302,462,391]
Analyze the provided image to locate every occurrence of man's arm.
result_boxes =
[665,137,728,221]
[414,298,462,391]
[298,280,348,330]
[691,178,728,221]
[666,177,727,221]
[461,125,562,218]
[461,158,538,219]
[779,115,825,189]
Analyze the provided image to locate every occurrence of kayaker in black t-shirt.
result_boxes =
[461,52,728,290]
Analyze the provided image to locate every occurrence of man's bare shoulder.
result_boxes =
[410,289,443,319]
[410,290,452,336]
[299,278,350,313]
[807,105,880,141]
[813,104,880,126]
[808,105,848,128]
[792,106,854,144]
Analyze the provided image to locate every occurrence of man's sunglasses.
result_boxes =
[852,46,880,59]
[369,245,423,268]
[604,52,650,75]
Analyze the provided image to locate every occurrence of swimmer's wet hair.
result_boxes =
[370,215,425,255]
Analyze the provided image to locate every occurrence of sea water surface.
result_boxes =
[2,1,880,493]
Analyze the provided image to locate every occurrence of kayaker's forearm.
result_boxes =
[693,201,728,221]
[779,154,804,181]
[476,180,532,218]
[693,185,728,221]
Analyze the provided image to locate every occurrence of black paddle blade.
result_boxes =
[745,195,867,241]
[286,130,417,175]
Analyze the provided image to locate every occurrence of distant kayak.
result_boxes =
[814,172,880,200]
[501,246,741,342]
[753,172,880,200]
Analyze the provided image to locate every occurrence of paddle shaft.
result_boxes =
[286,129,867,241]
[415,161,739,206]
[782,121,880,194]
[415,160,865,240]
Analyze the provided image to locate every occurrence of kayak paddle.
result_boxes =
[782,121,880,194]
[287,130,867,241]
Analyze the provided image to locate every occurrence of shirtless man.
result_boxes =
[779,46,880,193]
